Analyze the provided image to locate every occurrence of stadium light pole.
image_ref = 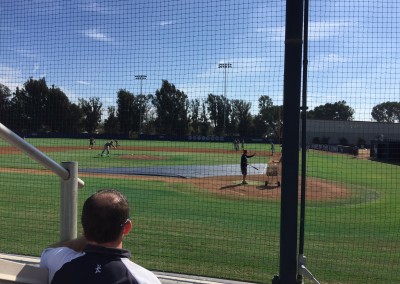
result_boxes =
[218,63,232,136]
[135,75,147,133]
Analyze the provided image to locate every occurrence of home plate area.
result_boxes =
[80,164,267,178]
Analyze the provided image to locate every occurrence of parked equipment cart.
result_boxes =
[265,162,281,187]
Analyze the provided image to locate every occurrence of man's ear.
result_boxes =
[122,220,132,236]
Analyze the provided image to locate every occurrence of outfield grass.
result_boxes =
[0,138,270,169]
[0,139,399,283]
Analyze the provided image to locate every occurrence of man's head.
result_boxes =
[81,189,131,244]
[243,149,247,154]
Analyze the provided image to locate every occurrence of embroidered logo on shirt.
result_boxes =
[95,264,102,274]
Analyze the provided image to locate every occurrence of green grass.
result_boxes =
[0,139,399,283]
[0,138,270,169]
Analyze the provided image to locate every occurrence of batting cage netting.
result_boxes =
[0,1,399,283]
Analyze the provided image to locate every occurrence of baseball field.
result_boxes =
[0,138,399,283]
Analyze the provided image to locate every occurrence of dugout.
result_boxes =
[370,139,400,162]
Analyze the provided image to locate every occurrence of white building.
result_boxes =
[301,119,400,146]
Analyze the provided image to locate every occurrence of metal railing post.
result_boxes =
[0,122,85,241]
[60,162,78,241]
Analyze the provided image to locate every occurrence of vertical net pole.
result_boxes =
[298,0,309,281]
[276,0,304,283]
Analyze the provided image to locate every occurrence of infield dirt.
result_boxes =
[0,145,349,201]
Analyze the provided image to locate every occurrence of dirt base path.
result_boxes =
[0,145,349,201]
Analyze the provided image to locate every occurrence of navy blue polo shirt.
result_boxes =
[40,244,161,284]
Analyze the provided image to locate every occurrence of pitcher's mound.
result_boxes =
[190,175,349,201]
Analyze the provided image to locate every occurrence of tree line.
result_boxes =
[0,78,398,138]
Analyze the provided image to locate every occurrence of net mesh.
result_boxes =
[0,1,399,283]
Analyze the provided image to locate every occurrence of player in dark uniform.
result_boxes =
[270,141,275,156]
[240,149,255,184]
[88,137,96,149]
[234,139,240,151]
[100,141,116,156]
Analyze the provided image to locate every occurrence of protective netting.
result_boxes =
[300,2,400,283]
[0,1,399,283]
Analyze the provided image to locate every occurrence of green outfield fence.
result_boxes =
[1,1,400,283]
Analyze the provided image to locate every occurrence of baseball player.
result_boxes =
[88,137,96,149]
[100,141,116,156]
[240,149,256,184]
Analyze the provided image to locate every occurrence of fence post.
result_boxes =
[275,0,304,283]
[60,162,78,241]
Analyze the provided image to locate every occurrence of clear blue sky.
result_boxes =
[1,0,399,121]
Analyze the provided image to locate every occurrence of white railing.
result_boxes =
[0,122,87,283]
[0,122,84,241]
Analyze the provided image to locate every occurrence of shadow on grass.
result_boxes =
[256,184,280,190]
[220,183,243,190]
[220,181,279,191]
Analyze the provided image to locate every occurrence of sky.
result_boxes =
[1,0,399,121]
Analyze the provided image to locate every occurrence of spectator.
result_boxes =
[40,189,161,284]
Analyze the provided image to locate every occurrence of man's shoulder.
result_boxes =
[50,248,160,284]
[120,258,161,283]
[40,247,84,283]
[41,247,83,266]
[50,252,124,283]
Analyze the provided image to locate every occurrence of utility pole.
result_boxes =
[218,63,232,136]
[135,75,147,133]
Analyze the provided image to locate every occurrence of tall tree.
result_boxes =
[206,93,227,135]
[222,96,231,135]
[255,96,283,139]
[189,98,201,134]
[104,106,119,133]
[371,101,400,123]
[21,77,49,132]
[206,94,219,129]
[79,97,102,133]
[231,99,252,136]
[116,90,135,135]
[8,87,27,131]
[0,83,12,126]
[270,105,283,141]
[308,100,354,121]
[135,94,151,133]
[257,95,275,137]
[140,94,156,134]
[65,103,84,133]
[258,95,274,112]
[152,80,189,135]
[45,86,73,132]
[199,101,210,136]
